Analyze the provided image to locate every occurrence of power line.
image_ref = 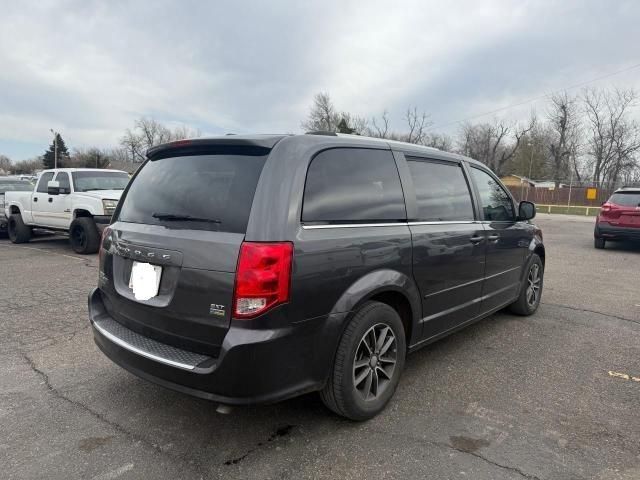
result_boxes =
[428,62,640,131]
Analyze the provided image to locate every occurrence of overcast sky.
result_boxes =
[1,0,639,160]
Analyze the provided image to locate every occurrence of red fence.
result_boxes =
[506,185,614,206]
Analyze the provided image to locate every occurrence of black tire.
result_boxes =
[69,217,100,254]
[508,254,544,316]
[320,301,406,421]
[594,237,606,249]
[8,214,32,244]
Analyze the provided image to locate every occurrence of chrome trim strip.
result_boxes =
[408,221,479,226]
[93,321,196,371]
[302,223,407,229]
[302,220,480,229]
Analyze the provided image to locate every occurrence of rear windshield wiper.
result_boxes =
[152,213,222,224]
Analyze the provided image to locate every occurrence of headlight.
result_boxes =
[102,199,118,216]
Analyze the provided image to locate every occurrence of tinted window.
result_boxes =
[55,172,71,194]
[407,159,474,221]
[470,167,515,221]
[72,171,129,192]
[117,150,268,233]
[302,148,405,223]
[36,172,54,193]
[609,192,640,207]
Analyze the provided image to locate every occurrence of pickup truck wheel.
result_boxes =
[8,214,32,244]
[70,217,100,254]
[320,301,406,421]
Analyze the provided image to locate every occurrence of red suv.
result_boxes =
[594,187,640,249]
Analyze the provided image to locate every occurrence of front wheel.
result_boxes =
[8,214,32,244]
[320,301,406,421]
[509,254,544,316]
[69,217,100,254]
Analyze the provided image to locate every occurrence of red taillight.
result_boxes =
[233,242,293,319]
[600,203,611,214]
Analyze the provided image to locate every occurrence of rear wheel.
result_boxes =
[508,254,543,316]
[69,217,100,254]
[320,301,406,421]
[594,237,606,249]
[8,214,32,244]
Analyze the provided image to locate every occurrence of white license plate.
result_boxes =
[129,261,162,301]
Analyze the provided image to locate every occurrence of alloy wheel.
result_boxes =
[352,323,397,401]
[526,263,541,307]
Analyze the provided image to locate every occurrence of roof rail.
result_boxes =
[305,131,338,136]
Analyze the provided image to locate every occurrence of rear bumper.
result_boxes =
[88,288,344,405]
[596,222,640,240]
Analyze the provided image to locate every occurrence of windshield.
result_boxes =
[72,171,130,192]
[117,150,268,233]
[0,181,32,193]
[609,192,640,207]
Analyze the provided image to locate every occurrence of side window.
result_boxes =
[470,167,515,221]
[55,172,71,194]
[36,172,54,193]
[407,158,474,221]
[302,148,406,223]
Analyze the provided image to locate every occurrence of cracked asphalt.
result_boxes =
[1,214,639,480]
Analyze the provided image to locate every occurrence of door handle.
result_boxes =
[487,234,500,242]
[469,236,484,244]
[48,198,53,203]
[33,197,38,202]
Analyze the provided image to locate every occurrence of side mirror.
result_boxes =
[518,201,536,221]
[47,180,60,196]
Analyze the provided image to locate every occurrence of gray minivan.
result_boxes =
[89,133,544,420]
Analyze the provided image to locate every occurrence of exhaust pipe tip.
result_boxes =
[216,404,233,415]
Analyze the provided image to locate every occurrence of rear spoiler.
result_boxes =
[146,135,287,160]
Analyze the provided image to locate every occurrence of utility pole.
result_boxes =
[50,129,58,169]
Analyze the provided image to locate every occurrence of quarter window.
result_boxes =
[407,158,474,221]
[36,172,54,193]
[302,148,406,223]
[470,167,515,221]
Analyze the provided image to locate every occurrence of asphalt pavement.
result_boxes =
[1,214,639,480]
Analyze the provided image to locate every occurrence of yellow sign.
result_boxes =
[586,188,597,200]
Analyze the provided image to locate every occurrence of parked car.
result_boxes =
[89,133,544,420]
[594,186,640,249]
[0,177,34,236]
[4,168,129,253]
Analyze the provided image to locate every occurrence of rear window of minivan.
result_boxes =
[117,148,268,233]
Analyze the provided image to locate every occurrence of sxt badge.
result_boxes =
[209,304,226,317]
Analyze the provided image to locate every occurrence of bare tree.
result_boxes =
[71,148,112,168]
[548,92,580,187]
[423,132,454,152]
[370,110,390,138]
[0,154,12,174]
[404,107,432,144]
[120,117,200,162]
[301,92,339,132]
[459,118,534,175]
[10,158,41,175]
[583,87,640,188]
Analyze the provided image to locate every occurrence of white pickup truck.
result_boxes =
[4,168,130,254]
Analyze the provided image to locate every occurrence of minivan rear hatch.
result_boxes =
[98,141,277,356]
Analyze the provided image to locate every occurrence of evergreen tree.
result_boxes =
[43,133,70,169]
